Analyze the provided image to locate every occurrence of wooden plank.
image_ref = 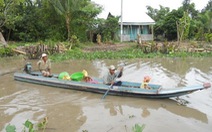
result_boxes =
[12,49,26,55]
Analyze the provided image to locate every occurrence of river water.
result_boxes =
[0,57,212,132]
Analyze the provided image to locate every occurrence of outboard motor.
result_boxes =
[23,62,32,74]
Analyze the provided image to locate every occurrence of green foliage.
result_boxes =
[49,0,102,42]
[177,11,191,41]
[146,5,170,39]
[6,124,16,132]
[37,117,48,131]
[0,0,25,28]
[204,33,212,42]
[5,118,48,132]
[23,120,34,132]
[0,46,14,56]
[162,9,184,40]
[182,0,198,19]
[70,35,80,48]
[50,43,212,61]
[1,0,102,42]
[64,35,80,49]
[0,0,211,44]
[193,10,212,41]
[74,0,102,42]
[132,124,145,132]
[95,13,120,42]
[102,14,120,42]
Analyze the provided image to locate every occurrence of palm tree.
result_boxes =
[49,0,80,41]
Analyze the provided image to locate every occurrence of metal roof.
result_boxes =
[119,11,155,25]
[97,9,155,25]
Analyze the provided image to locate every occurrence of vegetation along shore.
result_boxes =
[0,0,211,61]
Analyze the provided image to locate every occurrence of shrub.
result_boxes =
[0,46,14,57]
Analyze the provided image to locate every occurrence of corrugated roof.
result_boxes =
[119,11,155,25]
[97,6,155,25]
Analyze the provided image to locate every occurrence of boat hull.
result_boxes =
[14,72,211,99]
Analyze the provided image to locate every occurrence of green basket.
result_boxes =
[70,72,84,81]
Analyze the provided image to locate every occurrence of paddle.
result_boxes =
[101,79,116,99]
[101,69,122,99]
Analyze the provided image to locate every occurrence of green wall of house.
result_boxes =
[120,25,151,40]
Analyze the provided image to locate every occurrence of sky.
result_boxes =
[92,0,210,18]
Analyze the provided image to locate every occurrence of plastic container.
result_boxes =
[58,72,70,80]
[70,72,84,81]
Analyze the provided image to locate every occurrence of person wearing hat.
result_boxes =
[82,70,98,84]
[140,76,151,89]
[103,65,123,86]
[37,53,51,77]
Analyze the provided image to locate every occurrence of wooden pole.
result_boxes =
[151,25,154,41]
[120,0,123,42]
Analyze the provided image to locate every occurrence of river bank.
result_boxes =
[1,41,212,61]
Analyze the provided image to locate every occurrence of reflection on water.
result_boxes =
[78,96,209,132]
[0,57,212,131]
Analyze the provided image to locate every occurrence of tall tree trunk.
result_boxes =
[7,29,11,41]
[89,30,93,42]
[176,22,180,46]
[0,32,7,46]
[66,16,71,41]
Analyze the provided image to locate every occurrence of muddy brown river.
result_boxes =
[0,57,212,132]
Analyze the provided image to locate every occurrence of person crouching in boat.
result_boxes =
[37,53,51,77]
[103,65,123,86]
[82,70,98,84]
[140,76,151,89]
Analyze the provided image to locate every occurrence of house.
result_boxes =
[94,0,155,42]
[119,12,155,42]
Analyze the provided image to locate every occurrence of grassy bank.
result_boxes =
[1,42,212,61]
[50,47,212,62]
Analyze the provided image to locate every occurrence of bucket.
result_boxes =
[70,72,84,81]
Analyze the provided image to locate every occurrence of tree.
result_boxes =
[162,8,184,40]
[71,0,102,42]
[102,13,120,42]
[146,5,170,39]
[49,0,81,41]
[194,10,212,41]
[0,0,24,45]
[201,0,212,33]
[182,0,198,19]
[146,5,170,22]
[176,11,191,45]
[12,0,48,42]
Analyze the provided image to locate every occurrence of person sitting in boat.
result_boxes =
[82,70,98,84]
[140,76,151,89]
[103,65,123,86]
[37,53,51,77]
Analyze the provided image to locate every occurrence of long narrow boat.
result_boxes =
[14,72,211,99]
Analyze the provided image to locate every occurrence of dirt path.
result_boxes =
[82,43,134,52]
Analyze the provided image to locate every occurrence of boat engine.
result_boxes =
[23,62,32,74]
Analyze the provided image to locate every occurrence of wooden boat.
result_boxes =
[14,72,211,99]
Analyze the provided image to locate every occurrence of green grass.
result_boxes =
[50,47,212,62]
[1,41,212,60]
